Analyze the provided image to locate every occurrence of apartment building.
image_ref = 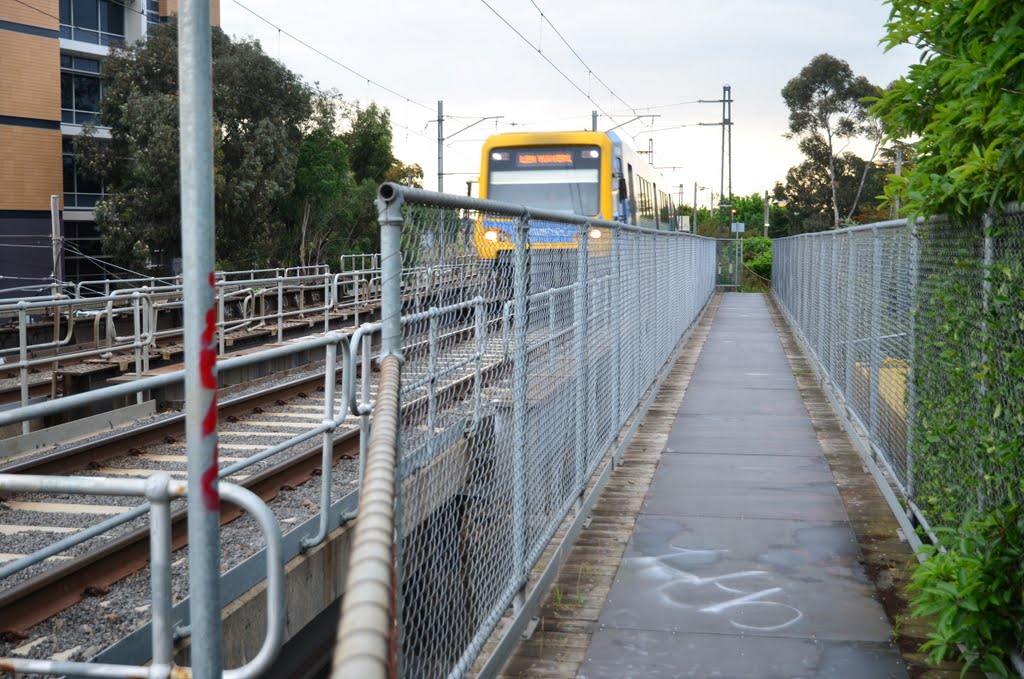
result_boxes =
[0,0,220,296]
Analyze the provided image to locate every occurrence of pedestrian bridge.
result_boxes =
[3,184,1016,678]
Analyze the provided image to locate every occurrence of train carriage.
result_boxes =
[474,130,677,260]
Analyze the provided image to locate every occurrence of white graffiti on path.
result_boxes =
[630,547,804,632]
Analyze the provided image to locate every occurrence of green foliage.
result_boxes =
[780,140,885,233]
[910,504,1024,677]
[781,53,881,228]
[742,236,772,280]
[909,222,1024,674]
[872,0,1024,220]
[344,102,395,184]
[911,227,1024,524]
[78,24,419,271]
[83,22,312,270]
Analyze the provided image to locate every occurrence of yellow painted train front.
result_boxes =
[474,131,618,260]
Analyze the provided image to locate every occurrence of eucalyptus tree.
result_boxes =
[781,53,879,228]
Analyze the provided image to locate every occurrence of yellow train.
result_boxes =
[474,131,677,259]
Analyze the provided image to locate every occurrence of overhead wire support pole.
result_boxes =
[696,85,734,237]
[178,0,222,677]
[437,100,443,193]
[435,100,502,193]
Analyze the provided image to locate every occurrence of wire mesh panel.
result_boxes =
[773,207,1024,530]
[378,186,715,678]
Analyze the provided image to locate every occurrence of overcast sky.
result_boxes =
[220,0,920,208]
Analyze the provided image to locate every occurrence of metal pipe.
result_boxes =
[510,214,530,610]
[178,0,221,674]
[302,341,339,550]
[376,183,405,361]
[18,303,29,435]
[330,354,402,679]
[221,482,285,679]
[573,225,589,495]
[473,302,484,425]
[375,182,713,239]
[145,473,176,672]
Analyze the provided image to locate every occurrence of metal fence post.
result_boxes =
[473,301,484,426]
[377,186,404,361]
[18,303,29,435]
[827,234,839,378]
[905,220,919,499]
[511,214,530,610]
[427,311,439,458]
[816,238,827,360]
[302,340,337,550]
[573,225,590,501]
[178,0,221,675]
[146,474,175,674]
[611,226,622,434]
[869,228,882,455]
[133,291,144,405]
[218,279,226,355]
[276,279,284,343]
[845,233,857,408]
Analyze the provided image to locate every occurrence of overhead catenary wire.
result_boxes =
[526,0,639,119]
[229,0,436,114]
[63,242,152,279]
[10,0,59,22]
[477,0,621,128]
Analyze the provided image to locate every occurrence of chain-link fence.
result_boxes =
[773,208,1024,531]
[351,184,716,678]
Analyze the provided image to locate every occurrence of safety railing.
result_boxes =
[0,474,284,679]
[331,183,717,678]
[0,268,386,421]
[0,329,365,575]
[772,206,1024,535]
[0,321,387,673]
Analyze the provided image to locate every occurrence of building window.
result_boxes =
[61,55,104,125]
[59,0,126,45]
[147,0,159,25]
[63,138,105,209]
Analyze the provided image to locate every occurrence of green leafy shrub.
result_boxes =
[743,236,772,280]
[910,504,1024,677]
[910,222,1024,674]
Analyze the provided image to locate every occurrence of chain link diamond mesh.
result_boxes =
[381,188,716,678]
[773,209,1024,530]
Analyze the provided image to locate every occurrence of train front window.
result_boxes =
[487,146,601,216]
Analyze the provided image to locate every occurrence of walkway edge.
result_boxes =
[487,292,722,678]
[766,293,984,679]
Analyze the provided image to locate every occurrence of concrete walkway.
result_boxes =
[576,293,907,679]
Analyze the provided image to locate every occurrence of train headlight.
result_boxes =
[589,228,602,239]
[484,229,500,242]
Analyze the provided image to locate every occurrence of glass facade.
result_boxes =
[59,0,126,45]
[60,55,104,125]
[62,138,105,209]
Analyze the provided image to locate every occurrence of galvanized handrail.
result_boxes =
[0,332,354,581]
[330,182,717,677]
[0,475,284,679]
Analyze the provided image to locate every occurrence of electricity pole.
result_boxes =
[435,100,502,194]
[698,85,734,238]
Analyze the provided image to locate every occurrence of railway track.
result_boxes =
[0,303,528,655]
[0,299,535,663]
